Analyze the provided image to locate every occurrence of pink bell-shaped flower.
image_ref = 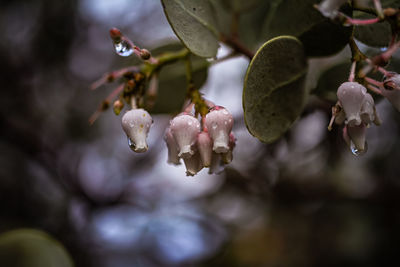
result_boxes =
[164,127,181,165]
[382,74,400,112]
[121,108,153,153]
[337,82,367,127]
[208,152,224,175]
[205,106,234,153]
[183,151,203,176]
[316,0,347,18]
[197,131,213,167]
[221,132,236,164]
[360,93,376,125]
[169,113,201,159]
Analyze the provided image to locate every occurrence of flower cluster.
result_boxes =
[164,106,235,176]
[330,82,380,155]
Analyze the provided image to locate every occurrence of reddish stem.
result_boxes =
[89,84,125,124]
[91,66,139,90]
[345,17,380,25]
[365,76,383,88]
[366,84,383,95]
[348,61,356,82]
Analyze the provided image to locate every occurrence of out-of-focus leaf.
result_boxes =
[354,0,400,48]
[354,12,391,47]
[313,62,351,102]
[243,36,308,143]
[161,0,219,58]
[261,0,352,57]
[210,0,271,51]
[238,2,271,51]
[209,0,231,36]
[0,229,74,267]
[147,43,209,114]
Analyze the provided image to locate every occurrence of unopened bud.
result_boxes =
[140,49,151,60]
[113,100,124,115]
[121,109,153,153]
[109,28,122,42]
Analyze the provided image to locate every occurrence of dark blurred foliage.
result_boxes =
[2,0,400,267]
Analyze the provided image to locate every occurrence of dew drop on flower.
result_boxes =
[350,140,368,156]
[114,40,133,57]
[127,136,136,151]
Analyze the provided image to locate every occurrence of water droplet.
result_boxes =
[350,141,368,156]
[222,110,229,115]
[114,40,133,57]
[212,123,218,130]
[127,136,136,151]
[224,121,228,125]
[228,119,232,123]
[188,121,193,126]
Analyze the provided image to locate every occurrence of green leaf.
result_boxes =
[0,229,74,267]
[147,43,209,114]
[243,36,308,143]
[261,0,352,57]
[161,0,220,58]
[219,0,265,13]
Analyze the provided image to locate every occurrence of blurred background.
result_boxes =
[1,0,400,266]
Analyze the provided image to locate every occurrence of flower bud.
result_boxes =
[109,28,122,42]
[205,106,234,153]
[197,131,213,167]
[382,74,400,112]
[183,151,203,176]
[347,124,367,152]
[170,113,201,159]
[140,49,151,60]
[113,99,124,115]
[337,82,367,127]
[121,109,153,153]
[164,127,181,165]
